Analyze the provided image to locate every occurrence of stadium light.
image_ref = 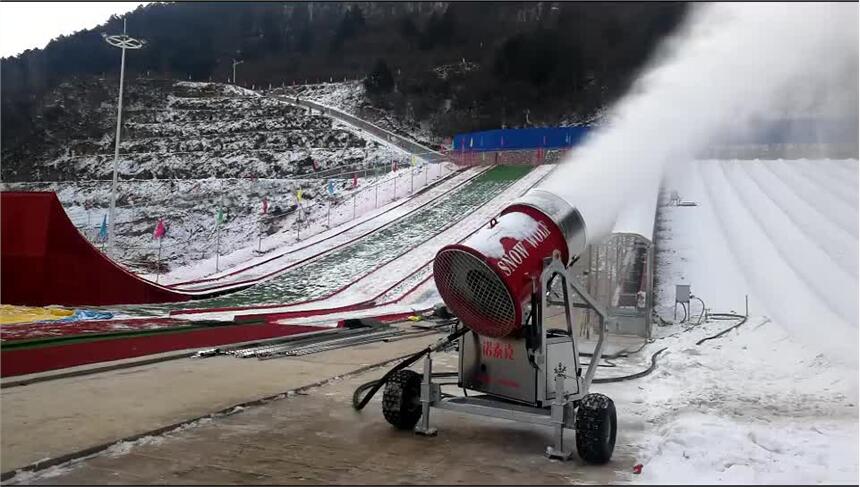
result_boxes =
[102,17,146,256]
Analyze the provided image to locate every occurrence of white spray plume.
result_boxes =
[541,2,859,242]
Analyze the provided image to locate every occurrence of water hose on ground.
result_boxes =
[353,309,749,402]
[352,326,468,411]
[595,311,748,383]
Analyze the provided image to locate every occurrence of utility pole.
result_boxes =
[102,18,145,257]
[232,59,244,84]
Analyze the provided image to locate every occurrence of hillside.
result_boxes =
[0,80,414,275]
[1,2,689,154]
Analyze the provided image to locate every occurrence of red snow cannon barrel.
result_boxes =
[433,189,588,338]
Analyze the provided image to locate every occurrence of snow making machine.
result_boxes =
[379,188,617,463]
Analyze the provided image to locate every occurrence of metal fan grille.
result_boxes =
[433,248,517,337]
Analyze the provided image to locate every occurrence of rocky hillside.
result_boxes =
[2,78,401,182]
[0,79,414,275]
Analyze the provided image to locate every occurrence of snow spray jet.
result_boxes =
[433,3,858,339]
[538,2,858,242]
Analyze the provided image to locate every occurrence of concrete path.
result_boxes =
[7,350,634,485]
[1,330,441,475]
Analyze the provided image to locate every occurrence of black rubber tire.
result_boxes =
[382,369,423,430]
[575,393,617,464]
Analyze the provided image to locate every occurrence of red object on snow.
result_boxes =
[0,192,192,306]
[262,197,269,215]
[633,464,643,474]
[352,172,358,189]
[153,218,166,239]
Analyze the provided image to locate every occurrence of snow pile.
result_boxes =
[603,314,858,484]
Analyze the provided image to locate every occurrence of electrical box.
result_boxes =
[675,284,690,304]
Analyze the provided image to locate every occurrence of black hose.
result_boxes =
[696,313,747,345]
[580,337,649,359]
[592,347,668,383]
[352,327,467,411]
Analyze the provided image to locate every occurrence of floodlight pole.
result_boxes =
[232,59,244,85]
[103,18,145,256]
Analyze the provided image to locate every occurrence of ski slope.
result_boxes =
[165,166,488,292]
[659,159,858,364]
[622,158,859,483]
[172,164,554,322]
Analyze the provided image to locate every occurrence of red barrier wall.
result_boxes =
[1,192,192,306]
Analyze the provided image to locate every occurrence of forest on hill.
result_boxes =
[1,1,688,151]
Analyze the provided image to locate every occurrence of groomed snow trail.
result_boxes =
[606,158,858,484]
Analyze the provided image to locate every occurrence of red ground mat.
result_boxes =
[0,323,320,377]
[1,317,187,342]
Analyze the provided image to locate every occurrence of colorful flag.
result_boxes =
[312,159,319,171]
[296,188,303,204]
[327,180,335,196]
[98,214,108,241]
[216,207,224,225]
[392,161,397,172]
[153,218,166,239]
[352,173,358,189]
[410,154,416,166]
[262,197,268,215]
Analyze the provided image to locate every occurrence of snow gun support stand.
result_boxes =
[381,253,617,464]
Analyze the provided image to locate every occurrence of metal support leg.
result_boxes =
[546,373,573,460]
[415,353,437,436]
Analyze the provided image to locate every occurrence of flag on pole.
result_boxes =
[98,214,108,241]
[410,154,416,166]
[312,159,319,171]
[327,180,335,196]
[216,207,225,225]
[296,188,303,204]
[262,197,268,215]
[153,218,166,239]
[392,161,397,172]
[352,173,358,189]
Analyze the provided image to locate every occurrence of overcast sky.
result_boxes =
[0,2,150,58]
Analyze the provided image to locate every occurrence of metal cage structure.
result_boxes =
[546,233,655,340]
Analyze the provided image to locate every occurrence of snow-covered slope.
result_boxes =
[1,80,418,275]
[658,159,858,364]
[616,158,859,483]
[270,81,438,149]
